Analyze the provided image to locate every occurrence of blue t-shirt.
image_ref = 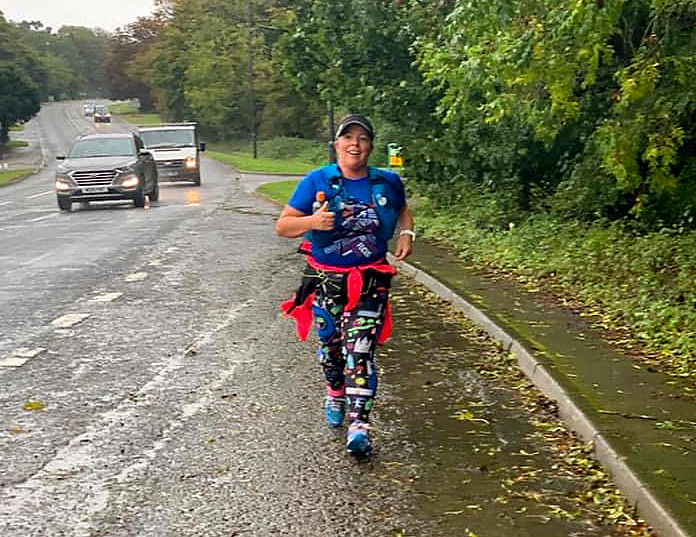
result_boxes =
[288,167,406,267]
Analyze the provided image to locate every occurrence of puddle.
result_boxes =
[378,279,640,537]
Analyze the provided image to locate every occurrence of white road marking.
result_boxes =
[0,347,46,367]
[125,271,148,282]
[0,356,28,367]
[91,292,123,303]
[0,200,12,206]
[28,190,54,199]
[29,213,59,222]
[50,313,91,329]
[13,347,46,358]
[0,302,251,535]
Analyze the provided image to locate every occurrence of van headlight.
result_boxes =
[184,157,197,169]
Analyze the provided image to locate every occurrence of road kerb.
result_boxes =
[389,253,692,537]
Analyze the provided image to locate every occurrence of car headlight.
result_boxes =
[55,173,74,192]
[184,157,197,169]
[55,179,72,192]
[120,174,140,189]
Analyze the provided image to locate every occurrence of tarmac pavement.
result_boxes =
[4,115,694,537]
[0,118,45,172]
[389,244,695,537]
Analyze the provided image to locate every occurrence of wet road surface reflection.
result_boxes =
[375,278,633,537]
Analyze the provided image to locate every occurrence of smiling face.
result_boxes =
[334,124,372,178]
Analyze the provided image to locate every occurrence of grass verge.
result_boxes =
[256,180,298,205]
[0,169,35,187]
[5,140,29,148]
[119,113,163,126]
[206,150,314,174]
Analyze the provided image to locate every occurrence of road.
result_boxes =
[0,102,635,537]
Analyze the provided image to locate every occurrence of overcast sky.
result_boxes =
[0,0,157,32]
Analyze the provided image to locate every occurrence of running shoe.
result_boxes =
[346,421,371,456]
[325,395,346,427]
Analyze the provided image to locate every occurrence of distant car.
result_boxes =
[54,133,159,212]
[83,103,95,117]
[93,105,111,123]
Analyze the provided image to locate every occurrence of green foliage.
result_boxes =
[412,0,696,230]
[107,15,165,109]
[276,0,440,141]
[3,16,113,101]
[146,0,324,140]
[0,61,40,144]
[416,200,696,378]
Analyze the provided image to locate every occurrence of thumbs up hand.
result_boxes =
[312,201,335,230]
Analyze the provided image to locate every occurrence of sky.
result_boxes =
[0,0,157,32]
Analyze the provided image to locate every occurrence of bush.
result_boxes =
[415,198,696,379]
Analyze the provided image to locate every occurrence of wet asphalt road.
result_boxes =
[0,103,632,537]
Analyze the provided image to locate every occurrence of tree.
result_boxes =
[275,0,442,158]
[412,0,696,228]
[108,15,167,109]
[0,61,40,144]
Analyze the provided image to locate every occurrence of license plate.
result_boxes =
[82,186,108,193]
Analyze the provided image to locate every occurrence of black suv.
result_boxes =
[55,133,159,212]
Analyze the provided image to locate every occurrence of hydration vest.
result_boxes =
[307,164,399,248]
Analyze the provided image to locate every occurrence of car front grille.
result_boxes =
[71,170,117,187]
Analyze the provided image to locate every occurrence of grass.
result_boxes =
[206,150,314,174]
[0,169,34,187]
[119,113,163,126]
[256,180,298,205]
[209,137,327,167]
[109,101,142,115]
[5,140,29,148]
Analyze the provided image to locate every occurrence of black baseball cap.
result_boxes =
[334,114,374,141]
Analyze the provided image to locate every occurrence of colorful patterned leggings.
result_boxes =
[313,270,391,424]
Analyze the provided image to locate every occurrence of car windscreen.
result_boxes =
[140,129,195,148]
[68,138,135,158]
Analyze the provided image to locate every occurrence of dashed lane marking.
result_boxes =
[124,272,148,282]
[0,302,251,534]
[27,190,54,199]
[50,313,91,329]
[0,347,46,367]
[91,292,123,303]
[29,213,59,222]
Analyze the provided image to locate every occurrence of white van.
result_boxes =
[138,123,205,185]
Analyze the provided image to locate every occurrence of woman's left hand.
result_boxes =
[393,234,413,261]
